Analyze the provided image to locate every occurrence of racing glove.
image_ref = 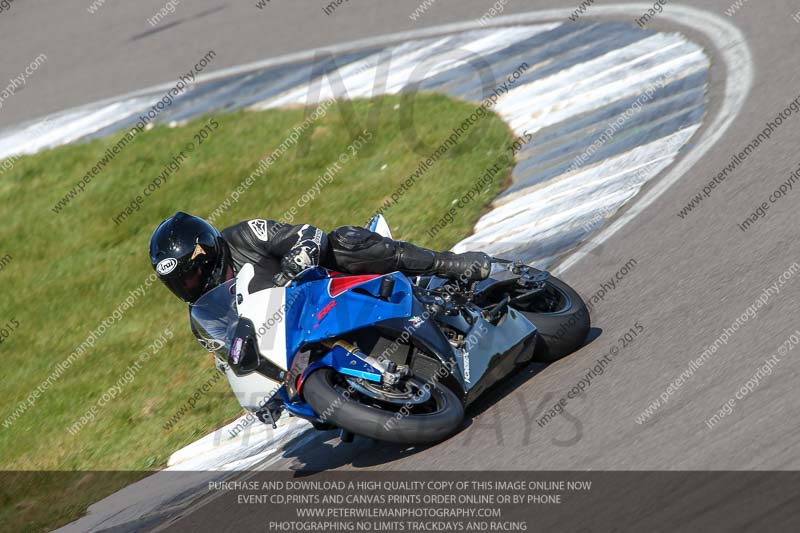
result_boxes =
[280,243,320,277]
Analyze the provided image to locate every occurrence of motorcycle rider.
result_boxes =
[149,211,493,427]
[149,211,493,305]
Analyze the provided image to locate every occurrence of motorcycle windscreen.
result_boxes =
[189,279,239,354]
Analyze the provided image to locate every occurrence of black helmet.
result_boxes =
[149,212,231,303]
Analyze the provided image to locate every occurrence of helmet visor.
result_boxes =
[163,258,217,303]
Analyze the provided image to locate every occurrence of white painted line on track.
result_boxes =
[551,4,753,273]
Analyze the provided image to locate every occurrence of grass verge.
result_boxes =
[0,93,515,531]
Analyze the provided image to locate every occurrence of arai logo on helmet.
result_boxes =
[156,257,178,276]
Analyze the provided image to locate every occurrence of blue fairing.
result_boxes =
[283,268,413,362]
[305,344,383,383]
[367,216,380,233]
[278,389,318,419]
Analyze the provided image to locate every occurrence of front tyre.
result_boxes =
[518,270,590,363]
[303,368,464,445]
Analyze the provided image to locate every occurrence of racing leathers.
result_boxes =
[220,218,492,288]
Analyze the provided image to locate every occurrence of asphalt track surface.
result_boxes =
[6,0,800,521]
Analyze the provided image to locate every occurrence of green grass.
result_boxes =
[0,93,515,531]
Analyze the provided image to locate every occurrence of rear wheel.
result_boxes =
[515,269,590,363]
[302,368,464,445]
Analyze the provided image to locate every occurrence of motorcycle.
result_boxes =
[190,215,590,445]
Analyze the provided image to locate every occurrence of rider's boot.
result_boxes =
[433,251,492,280]
[396,243,491,281]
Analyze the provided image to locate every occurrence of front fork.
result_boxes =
[303,339,408,388]
[279,339,409,423]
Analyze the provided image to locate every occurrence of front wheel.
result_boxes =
[516,270,590,363]
[302,368,464,445]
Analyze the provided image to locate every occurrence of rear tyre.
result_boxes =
[518,269,590,363]
[303,368,464,445]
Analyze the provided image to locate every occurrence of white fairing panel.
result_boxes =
[368,214,393,239]
[236,264,289,371]
[216,358,282,411]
